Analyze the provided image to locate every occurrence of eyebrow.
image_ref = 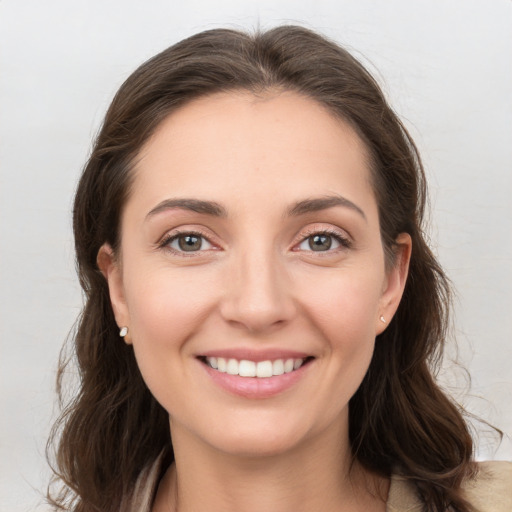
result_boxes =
[146,198,227,219]
[145,194,366,221]
[287,195,367,221]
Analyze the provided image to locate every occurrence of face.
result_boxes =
[99,91,410,458]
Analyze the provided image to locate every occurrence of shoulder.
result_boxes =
[387,461,512,512]
[462,461,512,512]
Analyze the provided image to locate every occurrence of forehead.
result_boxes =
[130,90,376,217]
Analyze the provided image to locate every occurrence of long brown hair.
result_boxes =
[47,26,477,511]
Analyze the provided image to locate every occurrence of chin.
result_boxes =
[194,411,325,459]
[209,429,304,459]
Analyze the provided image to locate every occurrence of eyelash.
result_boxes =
[158,227,352,256]
[295,228,352,253]
[158,229,216,257]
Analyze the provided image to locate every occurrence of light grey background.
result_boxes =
[1,1,511,510]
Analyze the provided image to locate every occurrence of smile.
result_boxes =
[198,351,314,398]
[204,357,309,378]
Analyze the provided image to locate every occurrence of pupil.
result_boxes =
[179,235,201,251]
[309,234,331,251]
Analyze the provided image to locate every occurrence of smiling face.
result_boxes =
[99,91,410,458]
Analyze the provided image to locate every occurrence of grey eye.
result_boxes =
[170,234,212,252]
[309,234,332,251]
[298,233,341,252]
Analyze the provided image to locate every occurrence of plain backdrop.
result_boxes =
[1,1,511,510]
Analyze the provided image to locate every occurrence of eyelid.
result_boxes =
[157,226,221,255]
[292,224,353,252]
[156,223,352,255]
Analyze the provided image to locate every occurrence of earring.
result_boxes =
[379,316,386,324]
[119,326,128,337]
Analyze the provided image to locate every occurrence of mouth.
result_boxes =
[198,356,314,378]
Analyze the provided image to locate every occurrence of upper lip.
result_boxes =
[198,348,313,362]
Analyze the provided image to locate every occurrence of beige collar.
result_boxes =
[124,455,512,512]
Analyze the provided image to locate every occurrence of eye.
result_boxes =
[296,231,350,252]
[166,233,213,252]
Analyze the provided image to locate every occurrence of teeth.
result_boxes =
[217,357,227,372]
[226,358,239,375]
[272,359,284,376]
[205,357,307,377]
[239,360,256,377]
[256,360,273,378]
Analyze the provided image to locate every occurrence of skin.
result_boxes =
[98,90,411,511]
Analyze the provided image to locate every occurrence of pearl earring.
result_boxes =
[379,316,386,324]
[119,326,128,337]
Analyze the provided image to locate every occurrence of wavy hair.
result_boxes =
[47,26,477,511]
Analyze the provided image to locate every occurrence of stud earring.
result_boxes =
[379,316,386,324]
[119,326,128,337]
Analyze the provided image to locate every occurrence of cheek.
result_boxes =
[297,266,383,341]
[125,266,216,339]
[297,268,382,392]
[121,268,217,402]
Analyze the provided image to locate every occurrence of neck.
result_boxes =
[153,415,388,512]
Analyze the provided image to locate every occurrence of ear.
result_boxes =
[375,233,412,335]
[97,243,132,344]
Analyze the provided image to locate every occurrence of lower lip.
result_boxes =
[201,360,312,399]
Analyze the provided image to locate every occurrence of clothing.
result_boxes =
[125,455,512,512]
[387,462,512,511]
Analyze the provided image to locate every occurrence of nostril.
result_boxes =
[219,296,296,334]
[218,259,297,333]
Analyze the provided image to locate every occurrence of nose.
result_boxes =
[219,247,297,334]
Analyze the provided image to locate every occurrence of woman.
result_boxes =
[47,26,511,511]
